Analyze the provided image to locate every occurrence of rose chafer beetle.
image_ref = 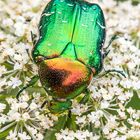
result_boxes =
[17,0,125,113]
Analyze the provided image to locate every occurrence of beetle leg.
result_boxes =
[105,34,118,50]
[68,110,71,118]
[31,31,37,46]
[16,75,39,99]
[80,89,90,104]
[102,49,110,59]
[103,34,118,59]
[26,48,33,62]
[100,69,126,78]
[41,100,48,108]
[26,31,38,62]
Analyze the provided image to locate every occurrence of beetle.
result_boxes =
[17,0,125,113]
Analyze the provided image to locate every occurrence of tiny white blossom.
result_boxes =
[29,102,38,110]
[0,66,7,77]
[76,116,86,126]
[36,133,44,140]
[6,131,17,140]
[22,112,30,121]
[18,132,31,140]
[7,77,22,89]
[0,103,6,113]
[8,111,21,121]
[14,22,27,37]
[100,100,110,109]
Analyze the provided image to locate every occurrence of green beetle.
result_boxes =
[17,0,125,113]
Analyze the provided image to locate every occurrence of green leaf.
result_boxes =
[126,91,140,110]
[64,114,77,131]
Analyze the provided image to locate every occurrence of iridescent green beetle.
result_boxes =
[17,0,125,113]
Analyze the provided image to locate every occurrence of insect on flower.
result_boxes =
[17,0,125,113]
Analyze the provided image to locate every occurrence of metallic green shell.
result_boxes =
[32,0,105,73]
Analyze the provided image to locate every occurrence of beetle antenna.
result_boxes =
[41,100,48,108]
[16,75,39,99]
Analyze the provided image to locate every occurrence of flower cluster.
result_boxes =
[0,93,58,140]
[0,0,140,140]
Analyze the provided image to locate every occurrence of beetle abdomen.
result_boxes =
[38,58,93,99]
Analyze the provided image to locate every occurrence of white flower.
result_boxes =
[117,110,126,119]
[0,103,6,113]
[75,130,93,140]
[0,114,8,124]
[36,133,44,140]
[6,131,17,140]
[2,18,14,27]
[38,114,54,129]
[18,132,31,140]
[0,94,57,140]
[76,116,86,125]
[14,54,23,61]
[26,126,37,136]
[108,130,118,139]
[0,31,6,41]
[0,78,7,92]
[100,100,110,109]
[14,22,27,37]
[4,48,15,57]
[22,112,30,121]
[133,80,140,90]
[8,111,21,121]
[90,135,100,140]
[7,77,22,89]
[19,93,30,102]
[29,102,38,110]
[103,127,110,135]
[56,129,93,140]
[115,136,127,140]
[56,129,75,140]
[71,101,88,115]
[126,130,140,139]
[14,62,23,70]
[87,110,103,126]
[0,65,7,77]
[29,0,42,7]
[19,102,28,109]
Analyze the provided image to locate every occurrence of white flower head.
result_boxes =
[7,77,22,89]
[0,103,6,113]
[18,132,31,140]
[6,131,17,140]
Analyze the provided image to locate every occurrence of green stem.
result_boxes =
[0,121,16,133]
